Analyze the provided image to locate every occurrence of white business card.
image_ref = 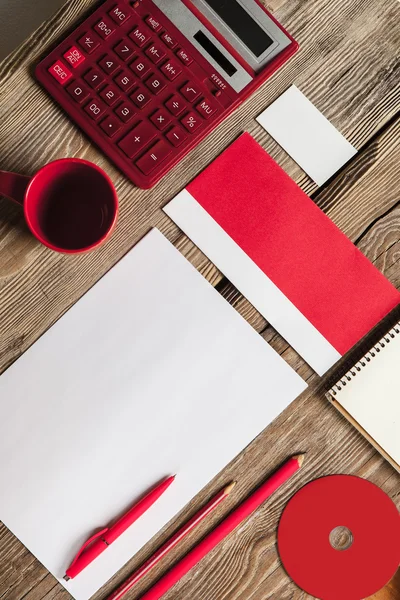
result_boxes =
[257,85,357,185]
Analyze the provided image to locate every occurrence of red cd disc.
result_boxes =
[278,475,400,600]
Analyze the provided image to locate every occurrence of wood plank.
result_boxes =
[0,0,399,599]
[0,0,400,372]
[0,119,397,600]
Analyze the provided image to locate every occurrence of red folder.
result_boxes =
[164,133,399,374]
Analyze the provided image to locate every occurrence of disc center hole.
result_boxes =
[329,526,353,551]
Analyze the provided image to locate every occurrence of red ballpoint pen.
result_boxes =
[63,475,175,580]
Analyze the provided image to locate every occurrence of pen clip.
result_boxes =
[69,527,109,567]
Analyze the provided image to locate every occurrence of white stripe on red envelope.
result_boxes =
[164,133,399,375]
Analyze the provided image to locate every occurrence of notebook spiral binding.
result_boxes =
[329,321,400,396]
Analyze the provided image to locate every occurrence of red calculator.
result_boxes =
[36,0,298,189]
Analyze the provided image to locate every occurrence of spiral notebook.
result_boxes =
[326,321,400,472]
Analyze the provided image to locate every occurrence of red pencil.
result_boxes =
[64,476,175,580]
[139,455,305,600]
[107,482,236,600]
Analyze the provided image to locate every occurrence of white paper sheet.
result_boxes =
[256,85,357,185]
[0,229,306,600]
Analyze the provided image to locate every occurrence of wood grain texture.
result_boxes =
[0,0,399,599]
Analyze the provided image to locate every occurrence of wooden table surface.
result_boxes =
[0,0,399,598]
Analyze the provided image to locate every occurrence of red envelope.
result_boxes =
[164,133,399,374]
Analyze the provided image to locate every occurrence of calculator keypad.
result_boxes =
[37,0,226,188]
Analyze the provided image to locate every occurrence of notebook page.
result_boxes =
[0,228,306,600]
[331,328,400,466]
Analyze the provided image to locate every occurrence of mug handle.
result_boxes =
[0,170,31,205]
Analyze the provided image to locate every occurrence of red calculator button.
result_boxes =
[150,108,171,131]
[135,140,172,175]
[114,70,136,92]
[63,46,86,68]
[166,125,188,147]
[165,94,186,116]
[130,86,152,109]
[129,26,151,48]
[145,43,166,64]
[100,114,122,137]
[129,57,151,79]
[84,68,105,89]
[195,98,217,119]
[114,101,136,122]
[181,111,202,133]
[145,74,166,95]
[145,15,162,32]
[161,31,177,49]
[161,59,182,81]
[108,4,131,25]
[99,54,120,75]
[180,82,201,102]
[66,80,90,103]
[177,48,193,65]
[114,39,136,61]
[78,32,101,54]
[48,60,72,85]
[118,121,157,157]
[94,17,116,40]
[100,83,121,106]
[84,98,107,120]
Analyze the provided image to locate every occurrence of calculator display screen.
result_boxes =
[194,31,237,76]
[203,0,274,57]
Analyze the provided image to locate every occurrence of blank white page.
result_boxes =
[329,325,400,466]
[0,229,306,600]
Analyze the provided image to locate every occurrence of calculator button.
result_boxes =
[66,80,90,103]
[114,101,136,122]
[145,43,166,65]
[180,82,201,102]
[48,60,72,85]
[129,26,151,48]
[78,32,101,54]
[161,31,177,49]
[195,98,217,120]
[145,74,166,95]
[135,140,172,175]
[114,70,136,92]
[161,59,182,81]
[145,15,162,32]
[63,46,86,68]
[100,83,121,106]
[99,54,120,75]
[130,86,152,109]
[129,57,151,79]
[150,108,171,131]
[165,94,186,116]
[177,48,193,65]
[108,4,131,25]
[114,39,136,61]
[100,114,122,137]
[84,98,107,120]
[166,125,188,147]
[94,17,116,40]
[181,111,202,133]
[84,68,105,89]
[118,121,157,158]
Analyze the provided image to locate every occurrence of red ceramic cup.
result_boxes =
[0,158,118,253]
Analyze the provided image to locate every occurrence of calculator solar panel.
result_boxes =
[36,0,298,189]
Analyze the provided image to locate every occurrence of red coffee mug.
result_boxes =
[0,158,118,253]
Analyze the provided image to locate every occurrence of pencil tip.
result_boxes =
[293,453,306,467]
[223,481,237,495]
